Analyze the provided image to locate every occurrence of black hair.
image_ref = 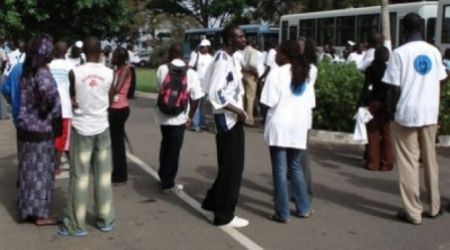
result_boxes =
[444,48,450,60]
[168,43,183,62]
[222,25,240,46]
[402,13,422,33]
[113,47,128,65]
[83,36,101,55]
[298,37,318,65]
[279,40,310,92]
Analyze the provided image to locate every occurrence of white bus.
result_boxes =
[436,0,450,53]
[279,2,438,49]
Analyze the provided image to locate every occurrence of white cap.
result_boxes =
[199,39,211,47]
[75,40,83,48]
[347,40,355,46]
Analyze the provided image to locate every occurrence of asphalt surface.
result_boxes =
[1,97,450,250]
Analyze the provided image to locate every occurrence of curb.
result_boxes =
[133,91,450,148]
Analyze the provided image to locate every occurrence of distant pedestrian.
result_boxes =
[59,36,115,236]
[361,46,394,171]
[347,42,365,70]
[360,33,386,72]
[155,43,203,192]
[242,40,262,126]
[109,47,132,184]
[188,39,213,132]
[15,34,61,226]
[49,41,75,176]
[260,40,314,223]
[201,25,249,228]
[383,13,448,225]
[66,41,85,67]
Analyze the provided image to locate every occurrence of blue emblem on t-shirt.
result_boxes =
[414,55,432,76]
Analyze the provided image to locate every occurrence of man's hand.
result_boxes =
[236,109,247,122]
[185,117,192,128]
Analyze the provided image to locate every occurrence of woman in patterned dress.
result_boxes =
[15,34,61,226]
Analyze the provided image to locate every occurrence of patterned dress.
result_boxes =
[15,67,61,219]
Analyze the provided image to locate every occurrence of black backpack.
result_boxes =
[157,64,189,115]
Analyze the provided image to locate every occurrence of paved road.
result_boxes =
[1,97,450,250]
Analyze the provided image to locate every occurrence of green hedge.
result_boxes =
[313,61,363,133]
[439,79,450,134]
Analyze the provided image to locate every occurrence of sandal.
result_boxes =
[34,217,59,226]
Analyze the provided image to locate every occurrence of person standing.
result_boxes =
[359,33,386,72]
[49,41,75,176]
[347,43,366,70]
[156,43,203,192]
[382,13,448,225]
[59,36,115,236]
[260,40,314,223]
[188,39,213,132]
[201,25,249,228]
[109,47,132,185]
[242,41,260,126]
[15,34,61,226]
[361,46,394,171]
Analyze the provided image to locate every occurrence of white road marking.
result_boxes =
[126,152,264,250]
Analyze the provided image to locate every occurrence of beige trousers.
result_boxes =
[242,71,257,125]
[391,122,440,223]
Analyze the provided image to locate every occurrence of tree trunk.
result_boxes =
[381,0,392,50]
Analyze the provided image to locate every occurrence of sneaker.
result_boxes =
[221,216,249,228]
[57,227,88,237]
[97,223,115,232]
[296,209,314,218]
[161,184,184,194]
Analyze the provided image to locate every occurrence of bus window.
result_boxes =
[390,12,397,47]
[282,21,288,42]
[427,18,436,44]
[317,18,335,46]
[336,16,356,46]
[398,17,425,45]
[289,26,298,40]
[443,5,450,43]
[357,14,380,43]
[299,19,316,41]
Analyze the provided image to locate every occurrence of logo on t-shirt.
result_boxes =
[414,55,432,76]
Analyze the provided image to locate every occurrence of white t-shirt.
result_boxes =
[203,50,245,132]
[155,59,204,126]
[347,52,365,70]
[71,62,114,136]
[49,59,75,119]
[188,52,213,80]
[260,64,313,149]
[359,48,375,72]
[304,64,318,129]
[265,48,277,69]
[382,41,447,127]
[4,49,25,76]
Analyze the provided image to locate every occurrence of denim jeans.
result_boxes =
[191,99,205,131]
[269,146,310,220]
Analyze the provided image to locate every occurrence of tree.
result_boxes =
[0,0,130,41]
[146,0,247,28]
[381,0,392,49]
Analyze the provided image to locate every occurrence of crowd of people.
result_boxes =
[0,12,449,237]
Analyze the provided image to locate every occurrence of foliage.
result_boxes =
[0,0,130,41]
[136,68,157,93]
[439,80,450,135]
[313,61,364,133]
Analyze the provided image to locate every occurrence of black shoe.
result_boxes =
[422,208,444,219]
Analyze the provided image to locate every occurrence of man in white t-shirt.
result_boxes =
[382,13,448,225]
[359,33,385,72]
[59,36,115,237]
[201,25,249,228]
[49,41,75,176]
[347,43,365,70]
[155,43,203,192]
[188,39,213,132]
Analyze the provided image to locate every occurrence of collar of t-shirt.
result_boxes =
[170,59,186,67]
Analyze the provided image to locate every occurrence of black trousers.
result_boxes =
[109,107,130,183]
[127,66,136,99]
[202,123,245,225]
[158,124,185,189]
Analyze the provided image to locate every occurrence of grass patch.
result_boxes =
[136,68,157,93]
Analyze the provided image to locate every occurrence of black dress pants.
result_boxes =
[109,107,130,183]
[158,124,185,189]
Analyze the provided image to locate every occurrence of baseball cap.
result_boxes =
[199,39,211,47]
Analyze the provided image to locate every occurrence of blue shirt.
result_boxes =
[1,63,23,123]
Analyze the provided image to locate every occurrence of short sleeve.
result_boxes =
[382,50,402,86]
[187,69,204,100]
[260,68,280,108]
[156,64,168,89]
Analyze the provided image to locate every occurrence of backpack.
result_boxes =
[157,64,189,115]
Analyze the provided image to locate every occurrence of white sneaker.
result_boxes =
[161,184,184,194]
[222,216,249,228]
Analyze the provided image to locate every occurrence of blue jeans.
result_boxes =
[269,146,310,220]
[191,99,205,131]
